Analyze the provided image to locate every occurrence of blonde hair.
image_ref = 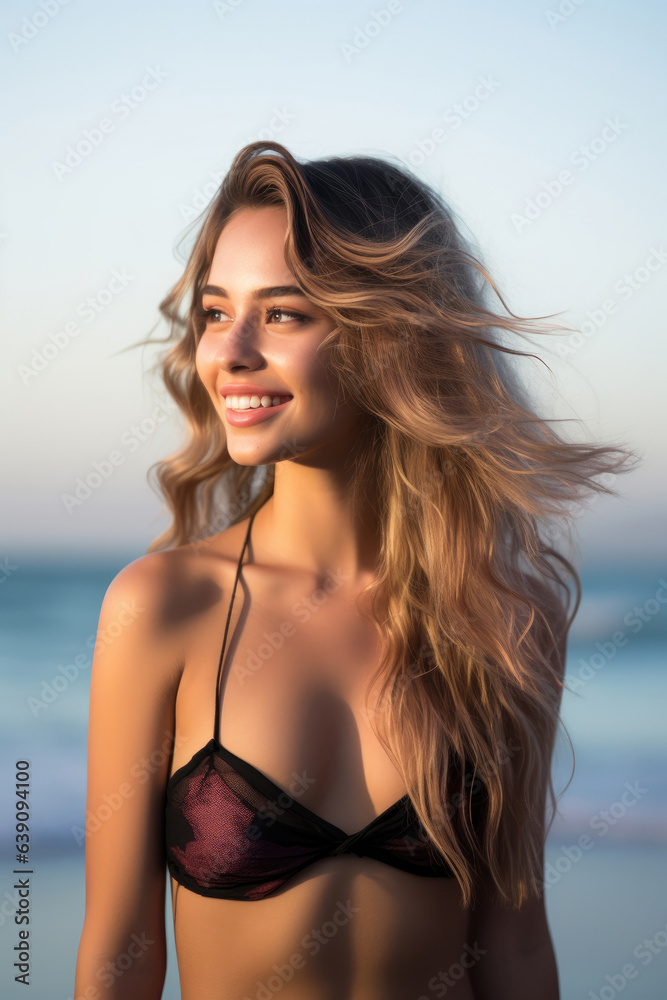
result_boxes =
[141,141,640,908]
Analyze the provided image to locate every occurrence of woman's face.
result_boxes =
[196,205,363,467]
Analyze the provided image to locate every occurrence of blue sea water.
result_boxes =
[0,554,666,998]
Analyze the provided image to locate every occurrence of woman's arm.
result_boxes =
[465,865,559,999]
[74,554,184,999]
[466,579,569,999]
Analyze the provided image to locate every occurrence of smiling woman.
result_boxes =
[74,141,639,1000]
[190,203,367,463]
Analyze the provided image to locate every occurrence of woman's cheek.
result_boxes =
[195,339,217,394]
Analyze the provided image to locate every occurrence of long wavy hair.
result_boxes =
[140,141,639,909]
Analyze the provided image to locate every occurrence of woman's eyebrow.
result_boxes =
[200,283,308,302]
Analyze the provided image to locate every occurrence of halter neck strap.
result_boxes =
[213,510,257,745]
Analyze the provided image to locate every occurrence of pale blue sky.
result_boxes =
[1,0,665,562]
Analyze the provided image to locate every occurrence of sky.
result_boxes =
[1,0,665,565]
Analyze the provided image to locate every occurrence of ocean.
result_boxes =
[1,554,665,999]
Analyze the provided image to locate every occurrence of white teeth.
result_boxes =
[225,394,291,410]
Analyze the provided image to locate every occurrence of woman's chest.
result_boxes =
[171,569,406,832]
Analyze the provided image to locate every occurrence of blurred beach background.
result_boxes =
[1,0,665,997]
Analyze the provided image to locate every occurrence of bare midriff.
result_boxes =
[170,864,475,1000]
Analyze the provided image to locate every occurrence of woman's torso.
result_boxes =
[165,515,476,1000]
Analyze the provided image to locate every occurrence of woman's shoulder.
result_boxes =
[108,519,248,594]
[99,521,251,649]
[103,546,187,613]
[94,550,189,679]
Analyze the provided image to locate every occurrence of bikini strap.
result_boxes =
[213,510,257,744]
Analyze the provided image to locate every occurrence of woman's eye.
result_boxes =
[199,306,308,326]
[266,308,306,324]
[201,308,226,324]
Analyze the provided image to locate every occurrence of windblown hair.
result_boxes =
[142,141,639,909]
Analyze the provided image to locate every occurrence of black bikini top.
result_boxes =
[164,509,486,901]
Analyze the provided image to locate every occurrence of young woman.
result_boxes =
[74,141,637,999]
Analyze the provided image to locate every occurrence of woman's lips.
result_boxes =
[223,397,293,427]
